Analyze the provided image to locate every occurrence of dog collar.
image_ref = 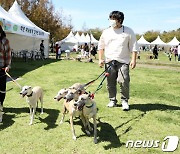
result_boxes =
[27,92,33,97]
[85,103,94,108]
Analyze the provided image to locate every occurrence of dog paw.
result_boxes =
[85,130,91,135]
[29,122,33,125]
[59,120,63,124]
[41,112,43,114]
[89,127,93,131]
[0,115,3,123]
[94,138,98,144]
[73,136,77,140]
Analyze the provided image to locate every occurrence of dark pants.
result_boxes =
[41,51,45,59]
[178,54,180,61]
[0,69,7,106]
[105,61,130,103]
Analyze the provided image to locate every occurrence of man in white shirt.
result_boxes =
[178,43,180,61]
[98,11,138,110]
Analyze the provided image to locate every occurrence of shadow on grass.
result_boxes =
[130,103,180,112]
[0,107,59,131]
[97,117,125,150]
[114,112,146,135]
[10,58,59,78]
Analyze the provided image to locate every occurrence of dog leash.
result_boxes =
[0,88,13,93]
[83,65,111,89]
[4,69,22,89]
[86,65,112,99]
[90,73,109,99]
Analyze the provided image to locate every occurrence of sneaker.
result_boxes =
[107,101,117,107]
[122,100,129,111]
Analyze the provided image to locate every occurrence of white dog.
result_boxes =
[0,104,4,123]
[20,86,43,125]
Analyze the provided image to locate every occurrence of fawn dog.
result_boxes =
[75,93,97,144]
[20,86,43,125]
[54,83,89,140]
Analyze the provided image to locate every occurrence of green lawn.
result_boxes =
[0,53,179,154]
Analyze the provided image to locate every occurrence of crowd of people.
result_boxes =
[168,45,179,61]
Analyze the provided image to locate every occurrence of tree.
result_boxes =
[0,0,73,41]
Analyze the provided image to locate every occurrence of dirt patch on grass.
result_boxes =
[137,63,180,72]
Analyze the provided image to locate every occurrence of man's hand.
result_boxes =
[99,59,105,68]
[4,67,10,72]
[130,60,136,69]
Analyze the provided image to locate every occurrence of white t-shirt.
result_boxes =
[178,45,180,55]
[98,26,139,64]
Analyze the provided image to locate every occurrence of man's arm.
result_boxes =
[98,49,105,67]
[130,51,137,69]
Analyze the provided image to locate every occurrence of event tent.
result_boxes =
[58,31,99,51]
[59,31,78,51]
[151,36,166,46]
[90,33,99,46]
[74,32,82,43]
[85,33,90,43]
[80,33,88,44]
[137,35,150,45]
[167,36,180,46]
[7,0,50,58]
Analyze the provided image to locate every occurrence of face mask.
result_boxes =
[109,19,116,28]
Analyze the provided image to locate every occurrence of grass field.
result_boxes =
[0,51,180,154]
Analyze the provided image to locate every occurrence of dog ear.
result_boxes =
[78,90,82,95]
[28,86,32,89]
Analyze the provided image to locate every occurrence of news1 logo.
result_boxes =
[126,136,179,152]
[161,136,179,152]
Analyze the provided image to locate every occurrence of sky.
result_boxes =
[52,0,180,34]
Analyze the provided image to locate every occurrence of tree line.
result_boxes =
[1,0,179,43]
[136,29,180,43]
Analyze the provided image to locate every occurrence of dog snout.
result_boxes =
[74,102,78,106]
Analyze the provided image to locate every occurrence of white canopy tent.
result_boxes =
[7,0,50,58]
[167,36,180,46]
[80,33,88,44]
[59,31,79,51]
[138,35,150,45]
[151,36,166,46]
[74,32,81,42]
[90,33,99,46]
[85,33,90,43]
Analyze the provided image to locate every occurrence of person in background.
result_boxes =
[173,46,178,61]
[40,40,45,59]
[98,11,138,110]
[55,43,60,59]
[58,45,62,59]
[83,43,89,58]
[153,45,158,59]
[0,25,11,122]
[178,43,180,61]
[90,43,97,59]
